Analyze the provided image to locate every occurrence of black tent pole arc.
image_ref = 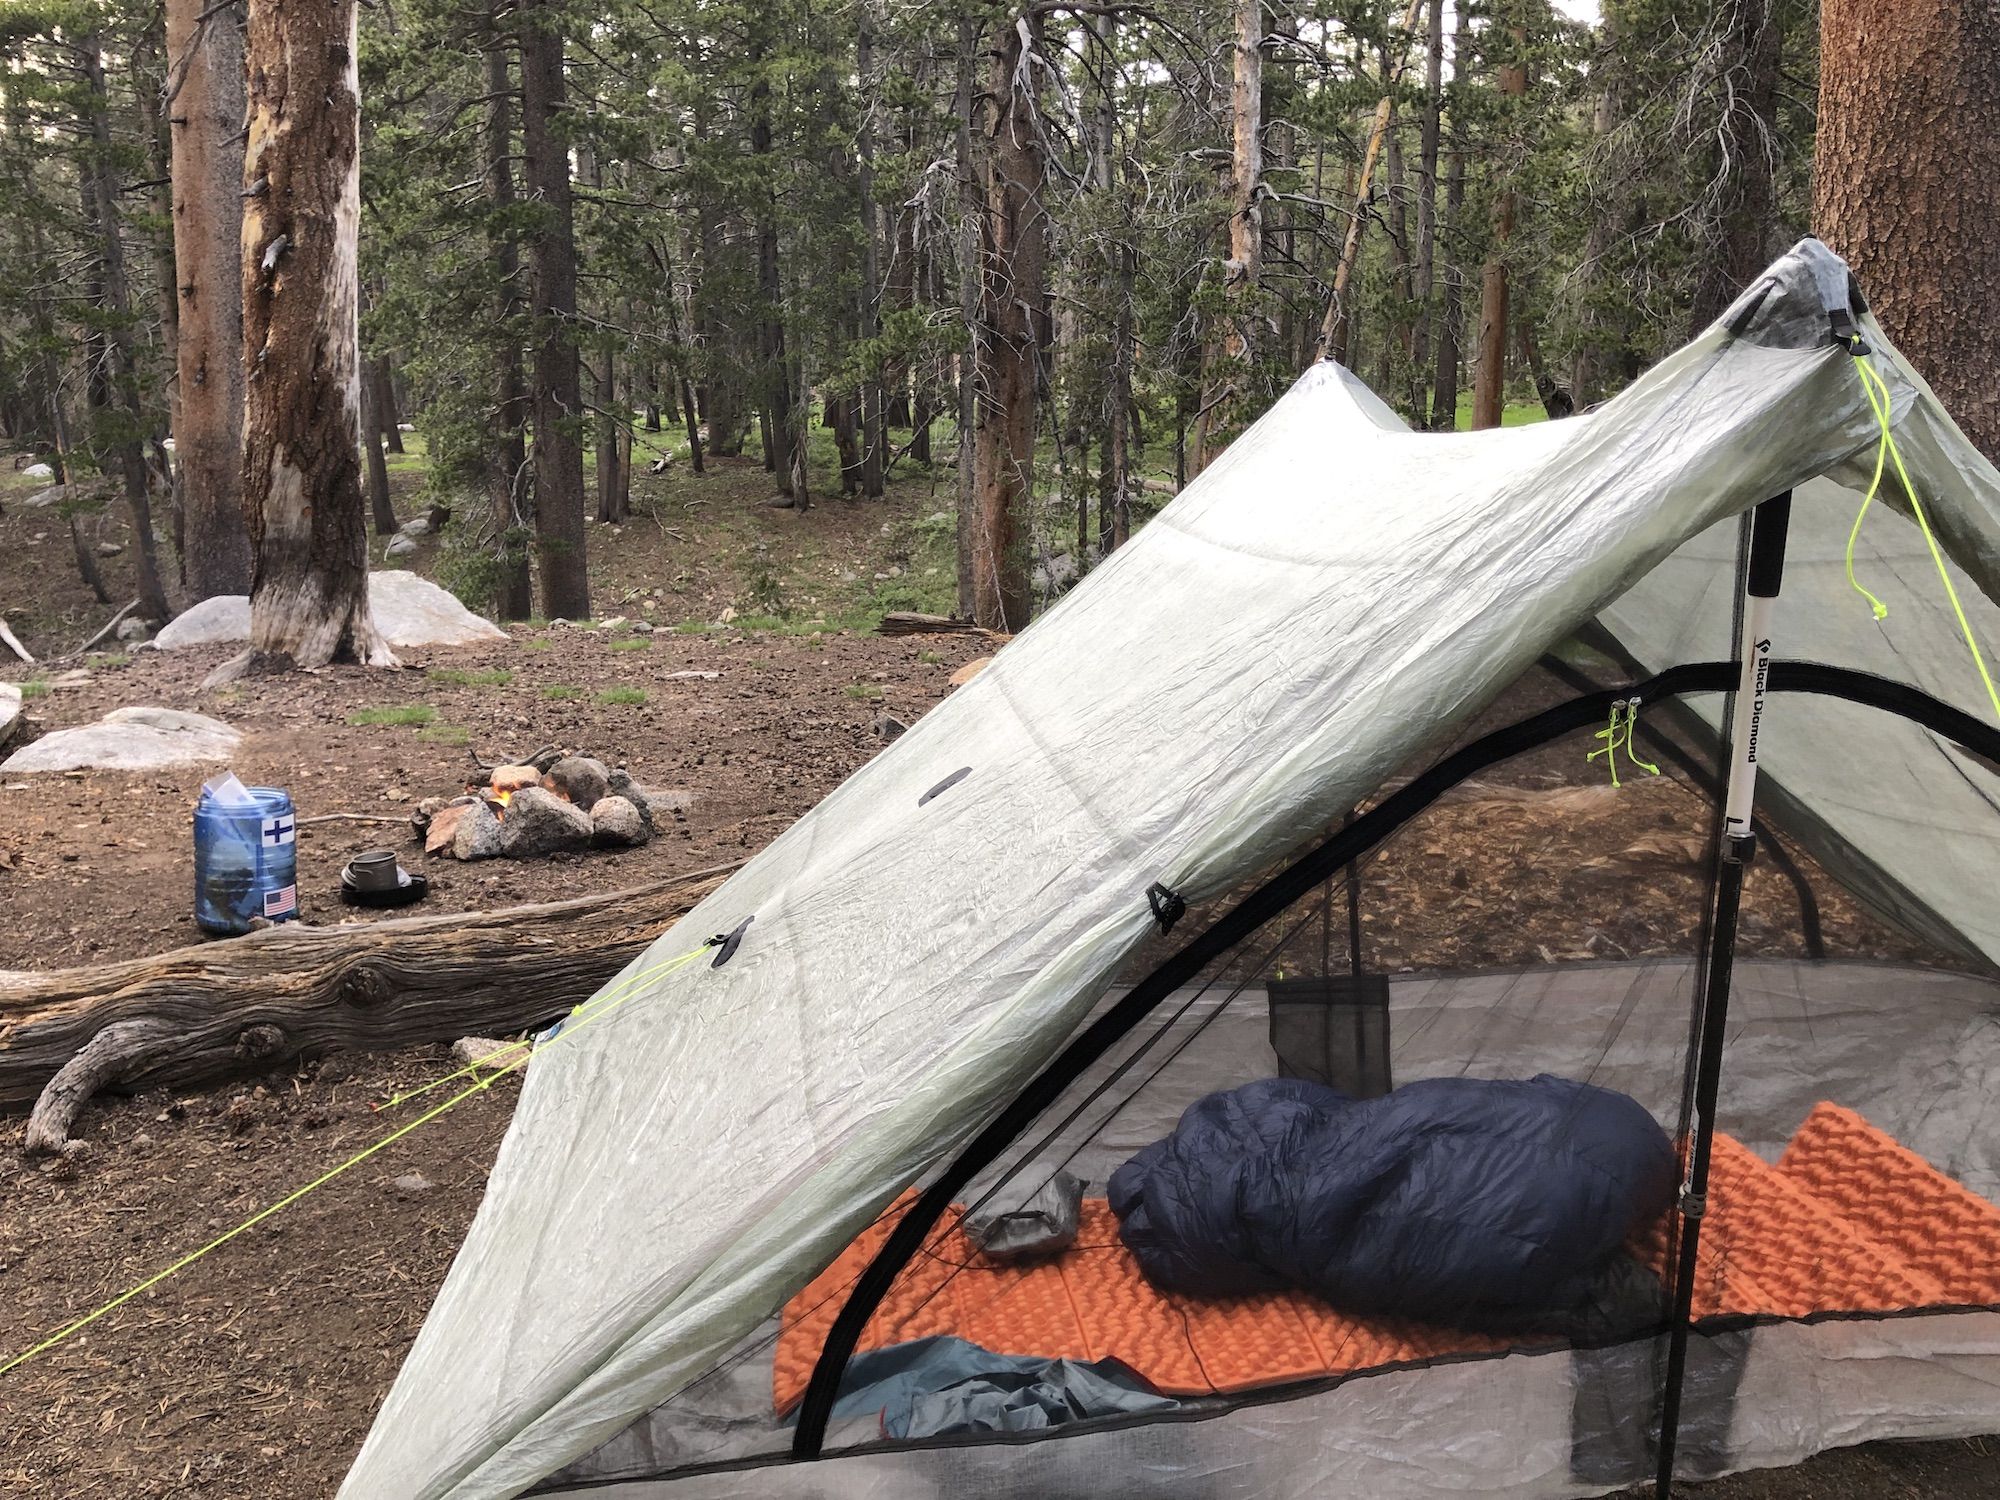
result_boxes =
[1654,490,1793,1496]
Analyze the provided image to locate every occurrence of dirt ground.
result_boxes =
[1,458,1993,1497]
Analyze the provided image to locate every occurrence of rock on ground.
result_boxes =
[114,616,151,643]
[546,756,609,808]
[1,706,238,773]
[451,799,503,861]
[0,683,19,749]
[588,795,648,847]
[384,535,419,560]
[604,768,654,830]
[496,786,591,858]
[153,571,506,651]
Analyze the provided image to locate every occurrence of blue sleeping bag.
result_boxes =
[1107,1075,1675,1333]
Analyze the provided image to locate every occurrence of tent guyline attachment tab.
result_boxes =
[1145,882,1186,934]
[711,915,753,967]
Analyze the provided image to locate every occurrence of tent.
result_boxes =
[340,239,2000,1500]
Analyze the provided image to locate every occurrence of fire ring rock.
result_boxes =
[452,799,504,861]
[588,795,649,848]
[605,768,655,831]
[497,786,591,859]
[547,755,610,809]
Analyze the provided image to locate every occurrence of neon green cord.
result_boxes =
[1,938,717,1377]
[1845,349,2000,725]
[1588,700,1661,789]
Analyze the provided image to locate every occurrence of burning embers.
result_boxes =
[413,751,665,861]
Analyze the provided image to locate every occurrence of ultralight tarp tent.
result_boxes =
[340,239,2000,1500]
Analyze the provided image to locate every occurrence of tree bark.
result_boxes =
[1,868,731,1121]
[520,0,591,618]
[971,14,1045,632]
[359,334,399,534]
[80,34,172,625]
[166,0,253,599]
[221,0,392,679]
[1407,0,1444,425]
[1471,12,1525,431]
[1090,12,1132,556]
[1192,0,1262,474]
[855,2,887,499]
[1816,0,2000,459]
[954,15,981,616]
[1430,0,1470,430]
[373,358,405,452]
[750,27,805,508]
[485,19,533,620]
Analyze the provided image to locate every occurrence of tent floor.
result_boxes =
[541,958,2000,1499]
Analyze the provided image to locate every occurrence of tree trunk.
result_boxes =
[1091,12,1132,555]
[1407,0,1443,425]
[485,19,532,620]
[1192,0,1262,474]
[1318,0,1425,363]
[0,867,731,1119]
[655,232,706,474]
[750,31,804,507]
[223,0,392,678]
[166,0,253,599]
[954,15,981,617]
[1471,13,1525,431]
[1430,0,1470,430]
[1817,0,2000,458]
[374,358,405,452]
[68,515,113,605]
[971,13,1045,632]
[1688,1,1780,335]
[855,3,887,499]
[132,20,184,566]
[520,0,591,619]
[360,359,398,534]
[80,35,172,626]
[1569,25,1620,411]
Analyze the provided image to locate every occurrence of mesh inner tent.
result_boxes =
[514,659,2000,1500]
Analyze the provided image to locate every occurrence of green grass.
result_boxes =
[347,703,438,728]
[843,682,885,701]
[427,666,514,687]
[519,637,552,652]
[596,686,647,706]
[1453,391,1549,430]
[607,636,652,652]
[17,678,50,699]
[542,684,584,701]
[417,722,472,746]
[918,649,943,665]
[87,653,130,668]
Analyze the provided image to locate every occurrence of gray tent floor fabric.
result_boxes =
[545,958,2000,1497]
[1597,479,2000,970]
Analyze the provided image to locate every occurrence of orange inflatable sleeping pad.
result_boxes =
[772,1104,2000,1415]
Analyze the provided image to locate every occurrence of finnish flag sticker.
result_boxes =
[261,814,296,847]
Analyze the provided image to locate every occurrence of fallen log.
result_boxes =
[0,863,736,1122]
[877,611,987,637]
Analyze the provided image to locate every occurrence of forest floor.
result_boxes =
[0,439,1993,1497]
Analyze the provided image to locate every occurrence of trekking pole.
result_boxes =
[1654,490,1791,1496]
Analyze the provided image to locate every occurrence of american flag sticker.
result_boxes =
[263,884,298,917]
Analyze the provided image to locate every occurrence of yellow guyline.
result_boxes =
[1842,345,2000,726]
[0,938,719,1379]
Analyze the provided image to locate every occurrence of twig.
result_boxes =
[72,599,140,657]
[0,616,34,665]
[295,812,412,827]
